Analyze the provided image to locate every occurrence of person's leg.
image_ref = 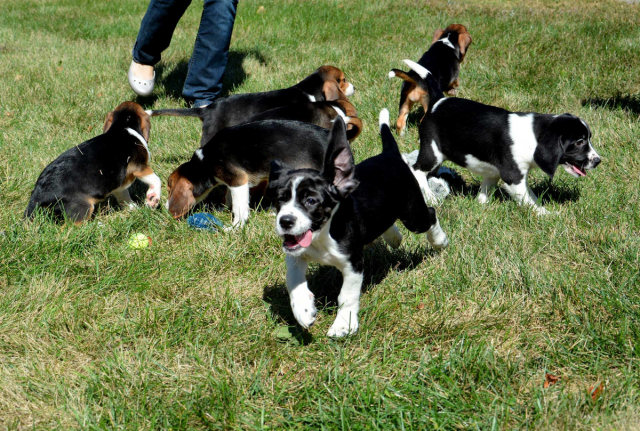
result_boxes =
[132,0,192,67]
[182,0,238,107]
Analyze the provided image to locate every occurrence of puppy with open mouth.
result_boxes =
[269,112,448,337]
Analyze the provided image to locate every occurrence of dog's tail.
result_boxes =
[378,108,401,156]
[389,59,445,113]
[145,107,207,121]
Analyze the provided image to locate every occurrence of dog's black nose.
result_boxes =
[279,214,296,229]
[592,156,601,167]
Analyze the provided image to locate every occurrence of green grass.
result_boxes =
[1,0,640,429]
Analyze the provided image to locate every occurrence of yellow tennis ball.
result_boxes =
[128,233,151,249]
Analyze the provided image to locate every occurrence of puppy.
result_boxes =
[413,97,602,214]
[166,120,331,226]
[389,23,472,135]
[248,96,362,142]
[150,65,355,147]
[268,112,448,337]
[25,101,161,222]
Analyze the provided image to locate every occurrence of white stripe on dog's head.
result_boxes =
[402,59,431,79]
[438,34,455,50]
[195,149,204,161]
[276,176,313,238]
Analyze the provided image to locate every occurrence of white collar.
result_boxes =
[125,128,149,153]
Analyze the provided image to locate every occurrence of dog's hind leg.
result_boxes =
[381,224,403,249]
[64,198,95,223]
[477,175,499,204]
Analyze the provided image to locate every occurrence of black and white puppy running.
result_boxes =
[410,92,602,215]
[268,112,448,337]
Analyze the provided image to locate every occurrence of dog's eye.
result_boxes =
[575,139,586,146]
[304,197,318,207]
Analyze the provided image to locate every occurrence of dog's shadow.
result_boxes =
[434,168,581,205]
[135,49,268,106]
[262,243,428,343]
[582,93,640,115]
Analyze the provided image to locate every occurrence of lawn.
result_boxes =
[1,0,639,429]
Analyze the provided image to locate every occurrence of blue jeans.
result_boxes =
[132,0,238,106]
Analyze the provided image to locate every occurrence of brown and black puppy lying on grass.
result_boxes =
[25,101,162,223]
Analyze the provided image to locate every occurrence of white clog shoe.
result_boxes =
[128,61,155,96]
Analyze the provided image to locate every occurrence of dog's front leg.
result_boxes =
[285,255,317,329]
[229,184,250,227]
[327,262,363,337]
[502,179,549,215]
[135,167,162,208]
[111,188,136,209]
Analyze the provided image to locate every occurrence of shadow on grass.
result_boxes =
[134,49,268,107]
[433,168,581,205]
[262,243,428,343]
[582,93,640,115]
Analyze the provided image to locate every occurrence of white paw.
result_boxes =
[327,310,358,337]
[477,193,488,204]
[427,222,449,250]
[145,190,160,208]
[427,177,451,201]
[535,206,550,216]
[126,202,138,210]
[290,290,317,329]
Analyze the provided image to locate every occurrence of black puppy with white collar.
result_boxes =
[150,65,355,148]
[268,112,448,337]
[412,96,602,214]
[25,101,161,222]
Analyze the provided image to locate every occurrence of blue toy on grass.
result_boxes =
[187,212,224,231]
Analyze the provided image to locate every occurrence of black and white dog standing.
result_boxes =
[403,62,601,215]
[268,112,448,337]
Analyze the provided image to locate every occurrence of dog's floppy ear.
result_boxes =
[140,110,151,141]
[322,118,359,198]
[533,117,567,178]
[432,28,445,43]
[322,81,341,101]
[103,110,115,133]
[534,141,563,179]
[166,171,196,219]
[458,30,472,59]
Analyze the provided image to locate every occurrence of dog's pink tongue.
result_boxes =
[297,230,313,248]
[572,165,586,177]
